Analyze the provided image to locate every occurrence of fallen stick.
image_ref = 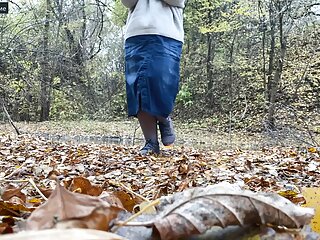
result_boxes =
[2,101,21,135]
[112,199,160,232]
[1,161,28,179]
[119,182,150,202]
[28,178,48,201]
[0,179,29,183]
[0,177,48,201]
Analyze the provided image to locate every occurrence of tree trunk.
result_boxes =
[228,31,237,146]
[40,0,51,121]
[267,2,287,129]
[206,33,215,108]
[262,25,267,102]
[266,1,276,103]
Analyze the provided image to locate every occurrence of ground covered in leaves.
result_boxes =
[1,120,319,150]
[0,134,319,239]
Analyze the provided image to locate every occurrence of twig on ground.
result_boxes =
[28,178,48,201]
[113,220,154,227]
[112,199,159,231]
[2,161,28,179]
[119,182,150,202]
[0,179,29,183]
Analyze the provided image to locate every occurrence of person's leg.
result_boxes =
[138,111,159,154]
[157,116,175,146]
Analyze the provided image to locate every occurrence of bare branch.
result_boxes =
[1,100,20,135]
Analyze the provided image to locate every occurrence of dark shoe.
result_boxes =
[158,117,175,146]
[140,139,160,155]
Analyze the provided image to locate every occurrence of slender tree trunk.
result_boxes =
[265,1,276,130]
[206,33,215,108]
[40,0,51,121]
[267,1,276,102]
[262,26,267,101]
[228,32,237,147]
[258,0,268,101]
[267,3,287,128]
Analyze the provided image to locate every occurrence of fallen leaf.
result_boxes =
[99,191,124,209]
[307,147,318,153]
[0,200,35,214]
[0,149,11,156]
[54,206,116,230]
[26,183,122,230]
[0,228,127,240]
[2,216,15,226]
[1,186,27,203]
[302,187,320,233]
[1,135,320,238]
[277,184,306,204]
[0,223,13,234]
[153,183,315,240]
[193,225,319,240]
[38,186,53,198]
[68,176,103,196]
[28,198,42,204]
[113,190,141,212]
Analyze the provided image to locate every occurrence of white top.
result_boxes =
[121,0,185,42]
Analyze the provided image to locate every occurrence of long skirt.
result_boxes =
[124,35,182,118]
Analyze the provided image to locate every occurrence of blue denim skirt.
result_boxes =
[125,35,182,118]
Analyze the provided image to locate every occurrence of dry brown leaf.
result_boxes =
[55,206,118,230]
[0,200,35,214]
[1,186,27,203]
[0,228,127,240]
[113,190,141,212]
[47,169,62,180]
[0,222,13,234]
[7,196,26,207]
[38,186,53,198]
[99,191,124,209]
[153,183,315,240]
[68,176,103,196]
[26,183,123,230]
[2,216,15,226]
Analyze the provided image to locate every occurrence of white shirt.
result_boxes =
[121,0,185,42]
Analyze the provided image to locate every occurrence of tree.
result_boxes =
[40,0,52,121]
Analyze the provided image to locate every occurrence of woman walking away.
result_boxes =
[121,0,186,155]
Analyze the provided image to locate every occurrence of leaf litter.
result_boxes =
[0,134,319,239]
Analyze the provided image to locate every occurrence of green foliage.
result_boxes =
[112,0,128,26]
[50,89,74,120]
[176,84,193,107]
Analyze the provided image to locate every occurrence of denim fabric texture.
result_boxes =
[125,35,182,118]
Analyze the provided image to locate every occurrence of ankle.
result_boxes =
[157,116,170,123]
[145,139,159,144]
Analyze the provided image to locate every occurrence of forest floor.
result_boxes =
[0,120,319,239]
[0,119,319,150]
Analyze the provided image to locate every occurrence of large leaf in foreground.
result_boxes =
[26,183,123,230]
[154,184,315,240]
[0,228,127,240]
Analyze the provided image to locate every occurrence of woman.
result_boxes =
[121,0,186,154]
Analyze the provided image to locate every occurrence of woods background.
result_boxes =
[0,0,319,141]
